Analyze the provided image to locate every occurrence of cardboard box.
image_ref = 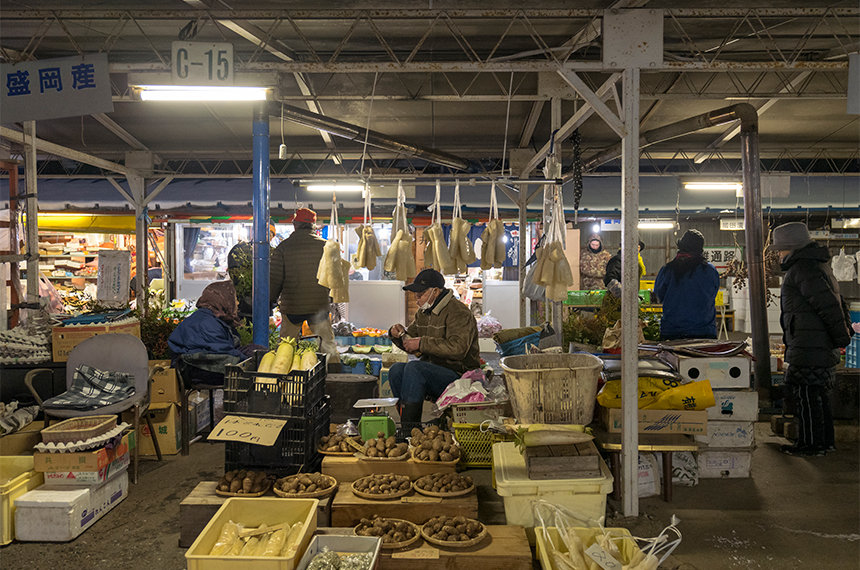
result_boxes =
[707,390,759,422]
[33,434,130,472]
[14,472,129,541]
[0,421,45,456]
[695,421,755,448]
[600,407,708,435]
[123,402,180,456]
[149,360,181,403]
[42,451,129,486]
[51,320,141,362]
[697,448,752,479]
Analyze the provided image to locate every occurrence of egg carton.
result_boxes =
[34,422,130,453]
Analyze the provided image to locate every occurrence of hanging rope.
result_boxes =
[489,181,499,221]
[433,179,442,226]
[358,72,379,177]
[452,180,462,223]
[500,71,514,176]
[363,181,372,225]
[329,196,339,238]
[571,129,583,223]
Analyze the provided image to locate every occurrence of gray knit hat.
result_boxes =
[771,222,813,252]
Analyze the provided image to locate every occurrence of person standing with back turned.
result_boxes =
[772,222,852,456]
[269,208,338,359]
[654,230,719,340]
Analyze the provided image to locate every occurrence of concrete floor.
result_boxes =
[2,423,857,569]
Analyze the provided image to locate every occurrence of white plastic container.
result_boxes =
[15,472,128,541]
[679,356,750,389]
[708,389,759,421]
[492,442,612,536]
[695,421,755,448]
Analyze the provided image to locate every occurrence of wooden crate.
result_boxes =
[316,525,532,570]
[330,483,477,527]
[178,481,333,548]
[321,455,455,483]
[525,441,600,480]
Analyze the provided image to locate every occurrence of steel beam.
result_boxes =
[0,126,131,175]
[92,113,148,151]
[23,122,39,319]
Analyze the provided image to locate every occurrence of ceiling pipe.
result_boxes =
[269,102,470,171]
[582,103,771,400]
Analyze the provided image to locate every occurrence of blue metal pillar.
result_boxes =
[252,103,271,346]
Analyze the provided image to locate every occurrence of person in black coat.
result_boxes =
[772,222,853,456]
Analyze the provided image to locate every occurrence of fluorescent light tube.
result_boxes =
[683,181,742,192]
[137,85,269,101]
[638,221,677,230]
[306,184,366,193]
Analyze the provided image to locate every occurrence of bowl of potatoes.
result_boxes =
[421,515,487,548]
[351,473,413,500]
[354,515,421,549]
[273,472,337,498]
[215,469,272,497]
[412,472,475,498]
[318,433,363,456]
[358,432,409,461]
[409,426,461,465]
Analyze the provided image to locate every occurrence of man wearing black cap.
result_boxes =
[388,268,480,431]
[654,229,720,340]
[772,222,852,456]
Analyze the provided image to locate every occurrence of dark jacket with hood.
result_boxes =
[780,242,852,371]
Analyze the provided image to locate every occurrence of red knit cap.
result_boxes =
[291,208,317,224]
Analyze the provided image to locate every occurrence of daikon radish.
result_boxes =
[258,351,276,373]
[271,339,295,374]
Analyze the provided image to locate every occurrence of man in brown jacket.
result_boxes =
[269,208,337,357]
[389,269,480,431]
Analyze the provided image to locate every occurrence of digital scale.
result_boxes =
[353,398,399,440]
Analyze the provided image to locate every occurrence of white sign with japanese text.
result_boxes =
[171,42,234,85]
[0,54,112,123]
[703,247,742,271]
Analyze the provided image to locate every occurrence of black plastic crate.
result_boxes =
[224,350,327,417]
[224,396,330,476]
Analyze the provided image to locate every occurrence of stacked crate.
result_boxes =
[680,357,758,478]
[223,351,329,476]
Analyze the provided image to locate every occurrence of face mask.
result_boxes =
[420,301,432,311]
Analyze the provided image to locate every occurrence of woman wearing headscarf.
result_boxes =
[654,230,720,340]
[168,280,244,359]
[579,233,612,290]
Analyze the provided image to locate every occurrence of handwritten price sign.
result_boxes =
[207,415,287,446]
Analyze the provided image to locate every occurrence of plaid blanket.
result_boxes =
[43,365,136,410]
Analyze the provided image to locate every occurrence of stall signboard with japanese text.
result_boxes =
[0,54,112,123]
[703,247,742,271]
[171,42,234,85]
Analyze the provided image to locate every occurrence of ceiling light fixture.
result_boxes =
[638,220,677,230]
[305,183,366,193]
[136,85,269,101]
[683,181,742,192]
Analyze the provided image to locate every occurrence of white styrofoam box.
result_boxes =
[708,390,759,422]
[15,472,128,541]
[697,449,752,479]
[679,356,750,389]
[695,421,755,448]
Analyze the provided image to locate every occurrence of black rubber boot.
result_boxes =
[398,402,424,439]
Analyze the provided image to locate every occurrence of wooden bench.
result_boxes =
[595,430,698,502]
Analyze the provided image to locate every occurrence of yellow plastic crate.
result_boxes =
[536,526,642,570]
[185,497,318,570]
[453,423,514,468]
[0,456,44,545]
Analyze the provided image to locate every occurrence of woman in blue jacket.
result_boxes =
[654,230,720,340]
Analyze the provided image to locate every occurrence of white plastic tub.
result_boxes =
[492,442,612,540]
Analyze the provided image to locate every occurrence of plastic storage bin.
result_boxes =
[0,456,45,545]
[224,352,327,418]
[500,353,603,424]
[224,397,330,476]
[535,526,641,570]
[565,290,606,306]
[186,497,318,570]
[492,442,612,536]
[453,423,515,468]
[339,358,383,376]
[294,535,381,570]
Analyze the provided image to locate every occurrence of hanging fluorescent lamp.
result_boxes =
[683,181,742,192]
[638,220,677,230]
[136,85,269,101]
[305,183,366,193]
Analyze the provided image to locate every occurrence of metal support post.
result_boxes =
[23,122,39,320]
[518,188,527,327]
[129,174,147,310]
[252,103,271,347]
[620,68,640,517]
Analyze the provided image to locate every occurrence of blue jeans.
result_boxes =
[389,360,459,404]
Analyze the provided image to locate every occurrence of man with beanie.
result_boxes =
[388,269,480,433]
[772,222,852,456]
[654,229,720,339]
[579,233,612,290]
[603,241,646,288]
[269,208,337,358]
